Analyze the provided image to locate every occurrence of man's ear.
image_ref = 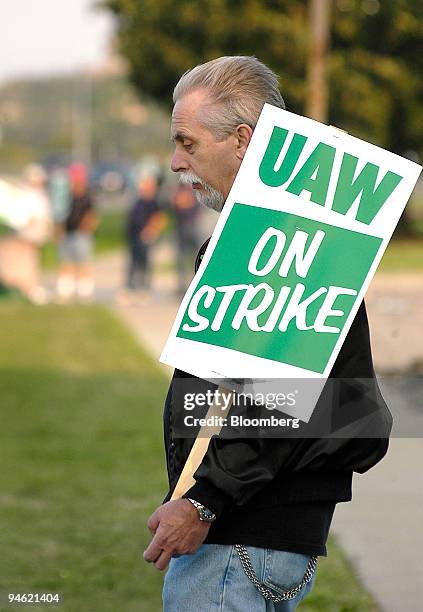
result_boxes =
[235,124,253,160]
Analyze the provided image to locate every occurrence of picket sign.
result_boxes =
[162,105,422,498]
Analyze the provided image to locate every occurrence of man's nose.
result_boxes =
[171,150,189,173]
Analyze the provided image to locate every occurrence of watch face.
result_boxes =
[200,507,215,521]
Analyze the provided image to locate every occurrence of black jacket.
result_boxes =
[163,240,392,522]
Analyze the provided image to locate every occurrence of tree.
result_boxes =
[103,0,422,231]
[104,0,422,150]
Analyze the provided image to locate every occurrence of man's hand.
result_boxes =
[143,499,212,571]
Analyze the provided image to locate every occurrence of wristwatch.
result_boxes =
[186,498,217,522]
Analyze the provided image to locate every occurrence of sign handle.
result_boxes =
[170,386,233,500]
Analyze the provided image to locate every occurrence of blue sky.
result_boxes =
[0,0,114,84]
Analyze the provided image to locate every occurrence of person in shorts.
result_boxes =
[56,163,97,302]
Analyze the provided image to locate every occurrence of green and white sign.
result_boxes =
[161,105,421,416]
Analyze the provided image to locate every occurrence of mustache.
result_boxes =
[179,172,206,187]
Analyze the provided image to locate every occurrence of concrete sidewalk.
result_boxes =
[332,438,422,612]
[52,248,423,612]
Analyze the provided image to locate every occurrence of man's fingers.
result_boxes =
[143,532,172,570]
[154,550,172,571]
[147,523,157,535]
[147,511,160,535]
[143,535,163,563]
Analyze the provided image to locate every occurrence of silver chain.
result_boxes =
[235,544,317,603]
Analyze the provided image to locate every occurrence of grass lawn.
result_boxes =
[0,303,167,611]
[0,303,379,611]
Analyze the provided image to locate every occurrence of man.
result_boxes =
[56,163,97,302]
[125,175,163,293]
[170,183,200,294]
[143,56,391,611]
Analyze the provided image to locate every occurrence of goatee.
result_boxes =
[179,172,225,212]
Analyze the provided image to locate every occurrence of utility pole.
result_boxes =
[71,75,92,166]
[306,0,331,123]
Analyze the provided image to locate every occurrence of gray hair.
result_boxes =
[173,56,285,140]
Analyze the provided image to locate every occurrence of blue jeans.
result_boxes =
[163,544,317,611]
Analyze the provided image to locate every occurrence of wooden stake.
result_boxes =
[171,386,233,499]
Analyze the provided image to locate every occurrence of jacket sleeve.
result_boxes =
[182,301,392,518]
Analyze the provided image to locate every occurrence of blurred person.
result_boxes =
[124,175,165,296]
[10,164,51,303]
[143,56,392,611]
[170,183,200,294]
[56,163,97,302]
[49,167,70,225]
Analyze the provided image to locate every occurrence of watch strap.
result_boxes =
[186,498,216,522]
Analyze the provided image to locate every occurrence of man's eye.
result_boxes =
[183,142,194,151]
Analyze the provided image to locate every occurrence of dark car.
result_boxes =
[90,162,131,194]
